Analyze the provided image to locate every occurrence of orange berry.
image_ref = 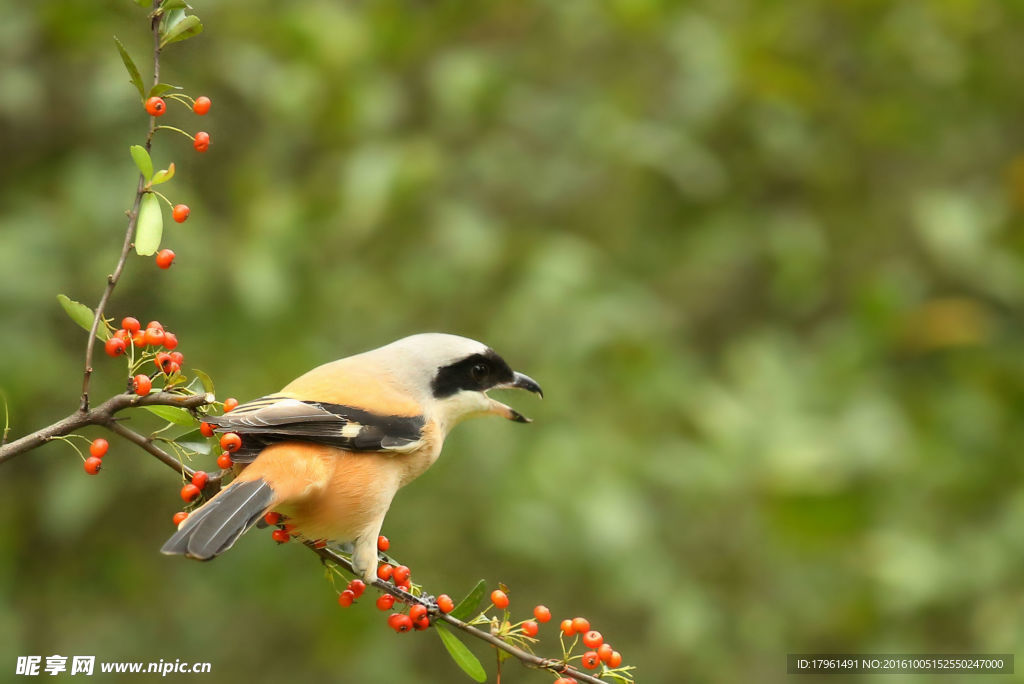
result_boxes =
[155,249,175,269]
[581,651,600,669]
[392,565,411,584]
[192,96,211,115]
[377,535,390,551]
[193,131,210,152]
[83,456,102,475]
[521,620,538,637]
[409,604,427,622]
[132,374,152,396]
[271,528,290,543]
[113,329,131,342]
[313,539,327,548]
[180,483,200,502]
[347,579,366,599]
[264,512,282,525]
[121,317,141,333]
[597,643,614,663]
[216,451,233,469]
[396,579,412,591]
[144,327,165,347]
[571,617,590,634]
[554,679,577,684]
[490,589,509,609]
[533,605,551,623]
[607,651,622,668]
[388,613,413,633]
[436,594,454,613]
[131,331,146,348]
[376,594,395,611]
[582,630,603,649]
[220,432,242,452]
[190,471,209,489]
[172,204,190,223]
[162,332,179,350]
[222,397,239,412]
[199,422,215,437]
[146,320,164,332]
[155,352,172,374]
[104,336,126,357]
[89,438,109,458]
[337,590,355,607]
[144,96,166,116]
[414,617,429,631]
[172,511,188,526]
[377,564,393,581]
[560,619,575,637]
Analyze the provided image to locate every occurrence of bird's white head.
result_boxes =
[361,333,543,434]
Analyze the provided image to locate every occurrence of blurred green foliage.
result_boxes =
[3,0,1024,682]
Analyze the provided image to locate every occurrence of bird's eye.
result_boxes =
[471,363,489,381]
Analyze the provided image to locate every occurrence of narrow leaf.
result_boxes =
[148,83,182,98]
[449,579,487,621]
[135,193,163,255]
[130,145,153,181]
[193,369,215,396]
[113,36,145,98]
[151,162,175,185]
[143,405,199,427]
[57,295,108,340]
[160,15,203,48]
[435,624,486,683]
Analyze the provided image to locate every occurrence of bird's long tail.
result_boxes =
[160,479,275,560]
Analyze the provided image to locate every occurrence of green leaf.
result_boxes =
[57,294,109,340]
[130,145,153,181]
[435,624,486,683]
[148,83,182,98]
[174,429,212,454]
[143,405,199,427]
[449,579,487,621]
[193,369,215,396]
[113,36,145,98]
[160,15,203,48]
[151,162,175,185]
[135,193,163,255]
[154,0,191,14]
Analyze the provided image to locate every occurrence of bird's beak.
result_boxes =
[488,372,543,423]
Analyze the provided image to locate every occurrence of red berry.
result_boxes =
[122,317,141,334]
[554,679,577,684]
[264,512,282,525]
[490,589,509,609]
[191,471,209,489]
[132,374,152,396]
[572,617,590,634]
[144,96,166,116]
[607,651,622,668]
[83,456,102,475]
[337,590,355,607]
[89,438,109,458]
[387,613,413,633]
[521,620,538,637]
[144,327,165,347]
[155,249,175,269]
[347,579,366,599]
[155,352,172,373]
[377,535,390,551]
[200,422,215,437]
[560,619,575,637]
[376,594,395,611]
[582,630,603,649]
[581,651,600,670]
[132,331,146,348]
[223,397,239,412]
[172,204,190,223]
[180,483,200,502]
[168,351,184,366]
[104,336,126,357]
[436,594,454,613]
[193,131,210,152]
[165,361,180,376]
[216,452,232,469]
[162,332,179,350]
[413,616,430,631]
[271,528,290,543]
[113,328,131,342]
[313,539,327,548]
[396,579,412,591]
[392,565,411,584]
[409,604,427,622]
[283,523,298,536]
[220,432,242,452]
[597,643,613,663]
[192,96,211,115]
[172,511,188,526]
[377,564,393,581]
[534,605,551,623]
[146,320,164,332]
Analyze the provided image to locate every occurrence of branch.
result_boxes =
[79,3,164,412]
[307,544,608,684]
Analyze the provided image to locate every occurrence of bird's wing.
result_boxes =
[205,395,426,462]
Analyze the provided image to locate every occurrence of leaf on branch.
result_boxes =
[160,15,203,48]
[143,405,199,428]
[175,428,212,455]
[449,579,487,621]
[151,163,175,186]
[193,369,215,396]
[148,83,182,98]
[435,624,486,683]
[135,193,163,256]
[113,36,145,99]
[57,294,109,341]
[130,145,153,181]
[152,0,192,16]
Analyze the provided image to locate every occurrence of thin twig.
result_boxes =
[79,3,164,412]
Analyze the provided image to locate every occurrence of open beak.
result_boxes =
[488,371,544,423]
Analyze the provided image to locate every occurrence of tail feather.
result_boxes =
[161,479,275,560]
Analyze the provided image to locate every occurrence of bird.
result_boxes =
[161,333,542,582]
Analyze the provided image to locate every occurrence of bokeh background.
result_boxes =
[3,0,1024,682]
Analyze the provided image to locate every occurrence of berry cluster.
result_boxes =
[83,438,109,475]
[143,94,211,153]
